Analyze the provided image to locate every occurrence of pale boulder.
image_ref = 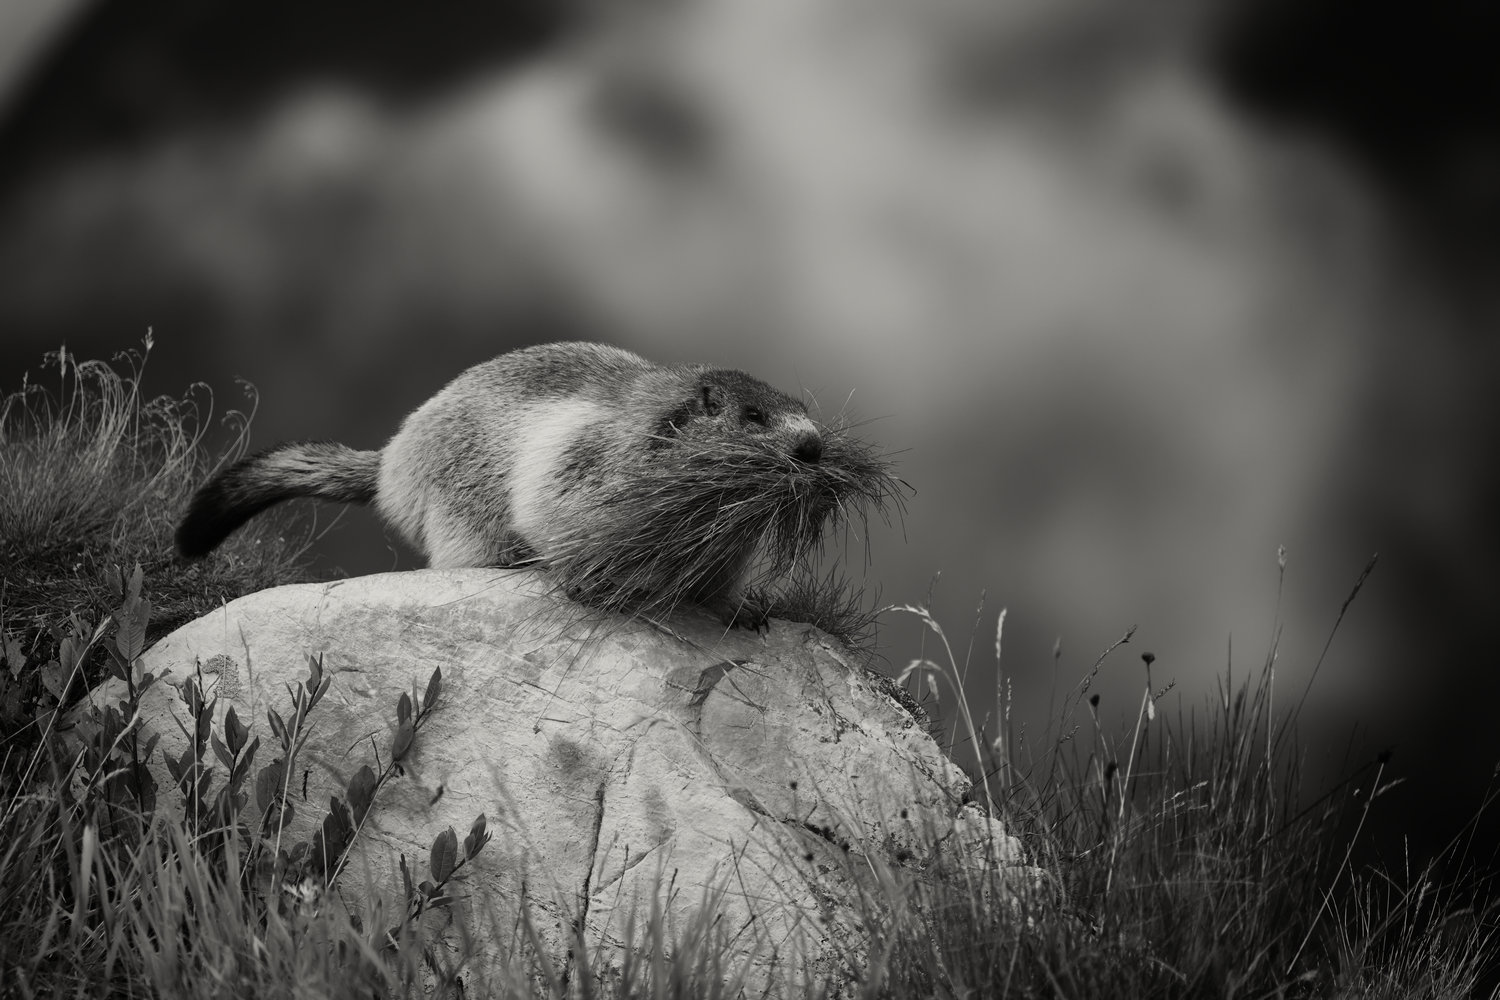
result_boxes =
[87,569,1031,989]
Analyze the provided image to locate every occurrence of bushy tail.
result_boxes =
[175,441,380,558]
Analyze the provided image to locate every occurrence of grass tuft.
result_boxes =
[543,415,908,630]
[1,337,314,642]
[865,595,1500,999]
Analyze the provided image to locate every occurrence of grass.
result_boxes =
[2,344,1497,998]
[1,336,314,642]
[540,407,908,643]
[882,602,1499,998]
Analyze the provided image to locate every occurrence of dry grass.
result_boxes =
[0,337,314,643]
[858,590,1500,999]
[543,416,907,637]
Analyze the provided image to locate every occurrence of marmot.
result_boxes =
[177,342,899,622]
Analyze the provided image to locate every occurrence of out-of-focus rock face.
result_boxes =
[93,569,1030,990]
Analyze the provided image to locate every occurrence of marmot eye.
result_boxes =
[743,406,766,426]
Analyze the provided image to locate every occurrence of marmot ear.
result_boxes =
[701,383,727,417]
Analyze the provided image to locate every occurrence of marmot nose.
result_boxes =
[793,433,823,464]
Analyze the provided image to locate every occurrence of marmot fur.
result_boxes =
[176,342,899,620]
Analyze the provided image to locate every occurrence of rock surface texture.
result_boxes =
[88,569,1028,990]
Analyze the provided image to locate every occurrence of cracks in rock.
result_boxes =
[817,700,862,745]
[801,820,852,855]
[586,740,671,897]
[690,659,744,703]
[685,662,903,864]
[870,671,928,729]
[580,778,608,910]
[728,791,866,942]
[563,777,609,990]
[679,659,774,793]
[725,784,772,819]
[686,659,768,727]
[733,789,854,858]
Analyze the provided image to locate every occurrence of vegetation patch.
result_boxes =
[1,336,314,642]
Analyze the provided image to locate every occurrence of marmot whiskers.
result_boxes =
[176,342,902,622]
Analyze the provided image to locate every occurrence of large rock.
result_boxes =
[83,569,1029,990]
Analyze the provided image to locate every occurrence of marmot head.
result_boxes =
[550,362,904,622]
[655,368,823,463]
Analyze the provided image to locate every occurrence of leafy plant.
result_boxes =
[0,336,315,659]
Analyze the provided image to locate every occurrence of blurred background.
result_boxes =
[3,0,1498,864]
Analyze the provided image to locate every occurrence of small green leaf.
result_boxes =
[233,737,259,788]
[396,691,412,727]
[195,698,215,747]
[329,796,353,838]
[430,827,458,883]
[306,654,323,696]
[423,667,442,711]
[391,720,414,762]
[173,752,198,797]
[57,635,84,677]
[184,677,204,718]
[347,765,377,824]
[103,565,125,605]
[210,732,234,771]
[3,633,27,677]
[165,751,186,785]
[255,760,285,815]
[465,814,490,859]
[39,659,66,700]
[315,797,355,877]
[225,707,248,756]
[267,708,287,747]
[193,766,214,804]
[114,594,149,663]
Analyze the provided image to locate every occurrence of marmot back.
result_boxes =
[177,342,899,621]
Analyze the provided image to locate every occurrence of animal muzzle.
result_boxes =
[792,432,823,464]
[779,413,823,464]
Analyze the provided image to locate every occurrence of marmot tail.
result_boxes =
[175,442,380,558]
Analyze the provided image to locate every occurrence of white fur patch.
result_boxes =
[509,399,613,544]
